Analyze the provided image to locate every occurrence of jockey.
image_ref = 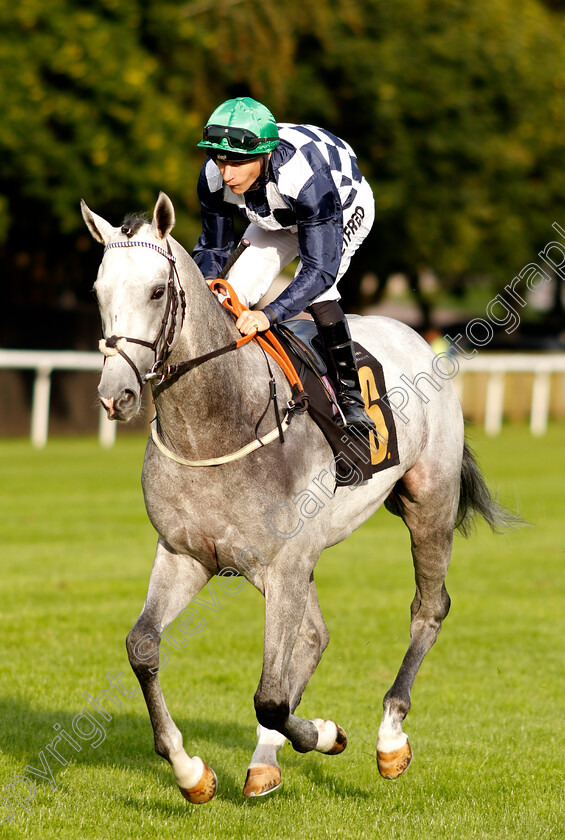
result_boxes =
[193,96,376,431]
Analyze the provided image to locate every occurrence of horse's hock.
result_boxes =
[79,192,513,803]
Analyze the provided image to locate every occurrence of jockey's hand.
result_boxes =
[236,309,270,336]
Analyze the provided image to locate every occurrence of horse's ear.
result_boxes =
[151,192,175,240]
[80,200,117,245]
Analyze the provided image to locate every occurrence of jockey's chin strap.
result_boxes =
[98,239,186,389]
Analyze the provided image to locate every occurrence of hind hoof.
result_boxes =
[243,764,282,797]
[178,763,217,803]
[377,740,413,779]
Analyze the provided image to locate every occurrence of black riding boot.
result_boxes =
[317,319,376,432]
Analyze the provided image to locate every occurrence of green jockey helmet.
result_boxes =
[198,97,280,158]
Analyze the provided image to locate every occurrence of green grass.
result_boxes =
[0,426,564,839]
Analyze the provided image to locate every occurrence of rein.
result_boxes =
[144,330,255,385]
[207,278,306,398]
[149,278,307,401]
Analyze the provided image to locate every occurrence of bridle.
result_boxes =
[97,234,310,465]
[98,238,186,389]
[97,237,265,390]
[97,236,280,392]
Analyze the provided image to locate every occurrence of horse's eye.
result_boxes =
[151,286,166,301]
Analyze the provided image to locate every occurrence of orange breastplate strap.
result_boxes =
[208,279,307,400]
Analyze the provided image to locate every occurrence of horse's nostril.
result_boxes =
[113,388,139,418]
[122,389,136,405]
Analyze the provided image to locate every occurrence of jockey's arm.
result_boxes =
[192,162,234,279]
[262,178,343,325]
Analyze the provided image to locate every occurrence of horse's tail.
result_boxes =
[456,441,522,537]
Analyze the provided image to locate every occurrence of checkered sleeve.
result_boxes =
[192,160,235,279]
[265,161,343,323]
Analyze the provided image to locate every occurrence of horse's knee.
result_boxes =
[126,622,161,677]
[440,585,451,620]
[410,582,451,627]
[303,621,330,662]
[431,583,451,624]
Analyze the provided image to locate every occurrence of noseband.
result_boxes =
[98,239,186,389]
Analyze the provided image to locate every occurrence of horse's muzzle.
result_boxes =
[99,387,140,422]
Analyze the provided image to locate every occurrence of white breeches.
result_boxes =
[225,177,375,311]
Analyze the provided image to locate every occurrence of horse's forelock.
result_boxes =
[121,214,149,238]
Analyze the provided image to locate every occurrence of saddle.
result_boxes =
[275,320,328,377]
[274,319,340,420]
[274,318,400,486]
[208,279,399,487]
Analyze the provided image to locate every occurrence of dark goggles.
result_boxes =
[203,124,279,151]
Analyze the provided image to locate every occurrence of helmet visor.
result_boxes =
[203,124,279,152]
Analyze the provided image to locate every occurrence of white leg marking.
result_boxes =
[249,724,286,768]
[377,709,408,753]
[170,752,205,790]
[312,718,338,753]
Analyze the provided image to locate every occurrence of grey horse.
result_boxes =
[81,192,509,803]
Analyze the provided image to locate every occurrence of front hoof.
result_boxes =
[325,725,348,755]
[377,740,413,779]
[243,765,282,797]
[179,763,217,803]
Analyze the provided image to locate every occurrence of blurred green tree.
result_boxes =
[0,0,200,344]
[281,0,565,323]
[1,0,565,346]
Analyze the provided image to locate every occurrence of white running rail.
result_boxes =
[0,349,116,448]
[1,349,564,446]
[456,352,565,436]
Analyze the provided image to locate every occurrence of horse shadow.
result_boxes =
[0,696,370,809]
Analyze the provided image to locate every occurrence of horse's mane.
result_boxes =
[120,213,149,238]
